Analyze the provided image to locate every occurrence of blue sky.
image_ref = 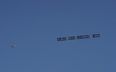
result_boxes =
[0,0,116,72]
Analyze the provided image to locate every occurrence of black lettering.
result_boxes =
[77,35,90,39]
[57,37,67,41]
[68,36,76,40]
[92,34,100,38]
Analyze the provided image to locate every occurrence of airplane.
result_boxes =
[9,41,16,48]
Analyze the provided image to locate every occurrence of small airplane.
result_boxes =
[10,43,16,48]
[9,41,16,48]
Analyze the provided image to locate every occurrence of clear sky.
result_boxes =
[0,0,116,72]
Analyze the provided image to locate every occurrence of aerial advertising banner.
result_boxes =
[57,33,101,41]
